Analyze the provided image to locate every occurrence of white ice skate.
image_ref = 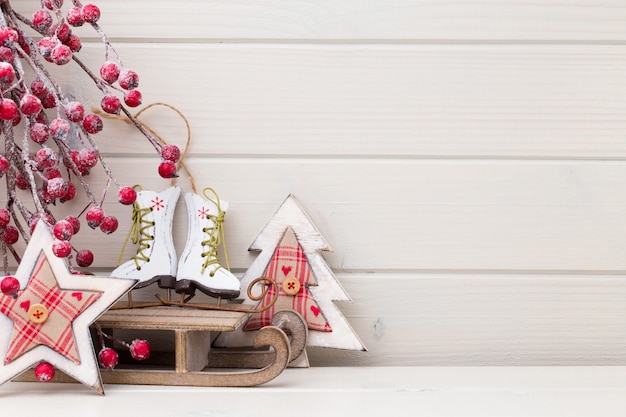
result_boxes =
[111,186,181,289]
[175,188,240,299]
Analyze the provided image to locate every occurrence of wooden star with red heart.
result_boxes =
[0,222,136,394]
[0,252,102,364]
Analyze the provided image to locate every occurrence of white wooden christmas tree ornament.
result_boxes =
[215,195,365,364]
[0,222,137,394]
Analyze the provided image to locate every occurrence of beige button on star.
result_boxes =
[28,303,49,324]
[282,276,301,296]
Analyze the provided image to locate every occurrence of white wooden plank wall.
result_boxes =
[8,1,626,366]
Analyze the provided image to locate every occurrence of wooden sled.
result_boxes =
[17,306,307,387]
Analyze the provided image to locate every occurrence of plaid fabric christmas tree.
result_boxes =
[244,227,331,332]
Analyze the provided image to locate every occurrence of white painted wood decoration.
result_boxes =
[215,195,365,355]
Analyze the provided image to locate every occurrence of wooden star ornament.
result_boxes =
[0,222,136,394]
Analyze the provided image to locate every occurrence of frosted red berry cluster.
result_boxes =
[27,339,151,383]
[0,1,180,271]
[95,325,151,372]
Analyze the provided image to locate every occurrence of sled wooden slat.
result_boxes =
[99,304,247,332]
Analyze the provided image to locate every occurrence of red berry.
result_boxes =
[64,101,85,122]
[40,93,57,109]
[101,94,121,114]
[3,225,18,245]
[76,249,94,267]
[34,362,55,382]
[50,44,72,65]
[1,276,19,297]
[0,46,14,63]
[68,150,89,175]
[32,9,53,31]
[118,69,139,90]
[31,78,48,98]
[118,186,137,205]
[98,347,118,370]
[78,147,98,169]
[99,61,120,84]
[67,149,79,166]
[86,206,105,229]
[0,208,9,228]
[100,215,118,234]
[43,167,62,180]
[0,154,9,176]
[64,34,82,53]
[81,4,101,24]
[123,89,142,107]
[52,239,72,258]
[53,219,74,240]
[158,160,178,178]
[47,177,68,200]
[15,173,29,190]
[129,339,151,361]
[66,7,84,27]
[39,186,53,205]
[82,113,103,134]
[49,118,71,140]
[0,27,18,46]
[75,163,90,177]
[0,99,17,121]
[0,61,14,84]
[64,215,81,234]
[37,36,57,59]
[60,181,77,203]
[49,23,71,43]
[161,144,181,162]
[20,93,42,116]
[34,147,57,169]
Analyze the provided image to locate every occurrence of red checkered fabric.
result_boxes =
[0,252,101,364]
[244,227,331,332]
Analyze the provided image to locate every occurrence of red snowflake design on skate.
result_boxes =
[151,197,165,211]
[197,206,210,218]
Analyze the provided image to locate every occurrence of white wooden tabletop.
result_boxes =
[2,366,626,416]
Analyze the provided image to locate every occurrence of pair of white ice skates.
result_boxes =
[111,186,240,300]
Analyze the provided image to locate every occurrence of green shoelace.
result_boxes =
[118,187,155,270]
[128,204,155,270]
[200,188,230,276]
